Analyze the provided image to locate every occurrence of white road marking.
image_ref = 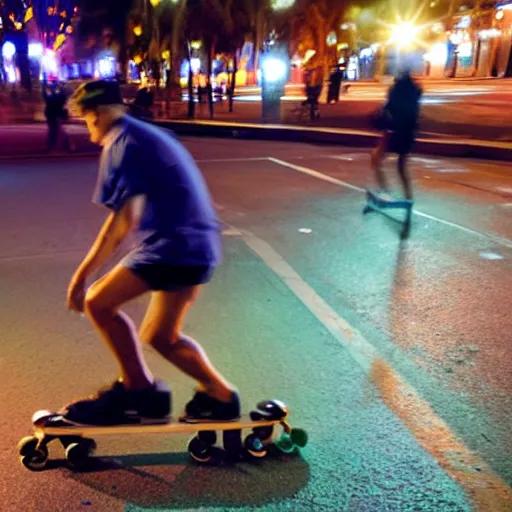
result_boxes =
[235,224,512,511]
[268,157,512,250]
[0,249,85,262]
[222,228,243,236]
[268,156,363,193]
[196,157,270,163]
[480,252,505,260]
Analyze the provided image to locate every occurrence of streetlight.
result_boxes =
[149,0,179,5]
[390,22,418,48]
[261,57,287,82]
[271,0,295,10]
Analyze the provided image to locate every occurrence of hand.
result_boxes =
[67,272,86,313]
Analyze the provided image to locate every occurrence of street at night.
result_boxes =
[1,138,511,511]
[1,0,512,510]
[193,80,512,142]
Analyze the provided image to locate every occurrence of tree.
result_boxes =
[291,0,347,80]
[76,0,135,79]
[184,0,250,118]
[242,0,270,82]
[213,1,250,112]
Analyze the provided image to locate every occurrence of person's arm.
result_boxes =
[74,195,145,280]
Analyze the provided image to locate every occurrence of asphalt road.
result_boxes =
[179,80,512,141]
[1,138,511,511]
[236,79,512,105]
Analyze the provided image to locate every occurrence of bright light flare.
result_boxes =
[390,22,418,47]
[98,56,116,78]
[2,41,16,60]
[378,1,439,51]
[41,50,58,74]
[424,43,448,65]
[271,0,295,10]
[28,43,43,58]
[6,63,17,83]
[261,58,287,82]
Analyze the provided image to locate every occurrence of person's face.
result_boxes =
[82,109,109,145]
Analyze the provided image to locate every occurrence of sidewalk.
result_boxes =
[155,119,512,162]
[0,119,510,163]
[0,124,98,159]
[156,95,512,143]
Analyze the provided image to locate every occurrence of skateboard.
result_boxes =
[363,189,413,239]
[18,399,308,471]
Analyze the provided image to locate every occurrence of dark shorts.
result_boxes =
[128,264,214,291]
[388,129,415,156]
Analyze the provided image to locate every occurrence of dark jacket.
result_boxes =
[385,74,422,154]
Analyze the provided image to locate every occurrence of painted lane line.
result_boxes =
[236,225,512,511]
[196,157,270,164]
[268,157,512,250]
[268,156,363,193]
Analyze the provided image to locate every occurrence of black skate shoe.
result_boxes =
[60,379,171,426]
[180,390,241,423]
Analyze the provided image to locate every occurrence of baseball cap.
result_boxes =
[68,79,124,116]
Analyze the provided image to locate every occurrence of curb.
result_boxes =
[155,120,512,163]
[0,150,99,161]
[0,120,509,162]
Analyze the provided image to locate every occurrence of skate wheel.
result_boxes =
[188,436,213,464]
[222,429,244,461]
[275,432,296,454]
[253,425,274,443]
[290,428,308,448]
[198,430,217,446]
[65,439,96,469]
[244,434,268,458]
[18,436,49,471]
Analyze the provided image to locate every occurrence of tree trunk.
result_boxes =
[472,39,481,77]
[187,41,195,119]
[489,38,500,77]
[170,0,187,100]
[119,44,129,82]
[229,50,238,113]
[207,40,215,119]
[253,9,265,85]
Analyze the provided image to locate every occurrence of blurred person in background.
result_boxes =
[42,79,72,152]
[370,68,422,200]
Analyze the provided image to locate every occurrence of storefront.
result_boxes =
[424,42,449,78]
[493,2,512,76]
[358,45,378,79]
[446,15,475,77]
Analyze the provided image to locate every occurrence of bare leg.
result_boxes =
[397,153,413,200]
[371,131,390,192]
[84,264,154,390]
[139,288,235,403]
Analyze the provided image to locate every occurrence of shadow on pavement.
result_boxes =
[64,449,310,509]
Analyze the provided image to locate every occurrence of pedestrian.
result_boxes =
[42,79,72,152]
[327,66,342,103]
[129,86,154,121]
[60,79,240,426]
[370,68,422,200]
[303,67,322,120]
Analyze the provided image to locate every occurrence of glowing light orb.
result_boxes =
[261,58,287,82]
[390,22,418,47]
[272,0,295,10]
[28,42,43,58]
[2,41,16,60]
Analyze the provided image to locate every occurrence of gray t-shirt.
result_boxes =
[93,115,221,267]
